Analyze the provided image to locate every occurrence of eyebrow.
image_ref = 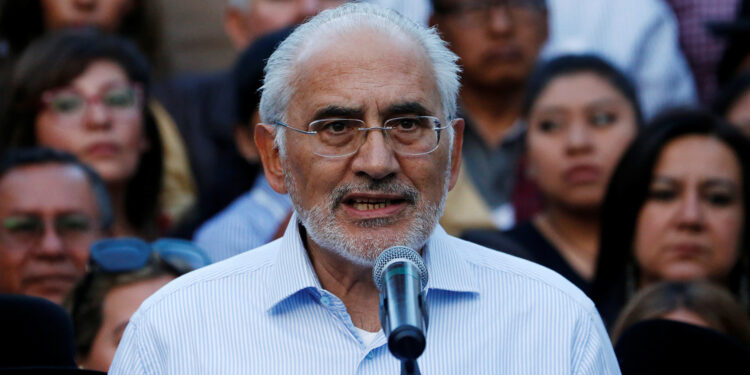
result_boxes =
[312,105,363,120]
[383,102,431,118]
[534,97,626,115]
[652,176,740,190]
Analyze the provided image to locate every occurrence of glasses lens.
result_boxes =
[48,91,84,115]
[90,237,151,272]
[385,116,441,155]
[103,85,138,110]
[55,213,96,248]
[152,238,211,271]
[309,119,362,157]
[1,216,44,247]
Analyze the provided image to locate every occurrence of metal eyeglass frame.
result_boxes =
[273,116,451,158]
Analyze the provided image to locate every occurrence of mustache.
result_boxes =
[330,177,419,210]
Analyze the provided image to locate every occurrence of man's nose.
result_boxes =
[487,6,514,34]
[350,129,400,181]
[34,224,66,259]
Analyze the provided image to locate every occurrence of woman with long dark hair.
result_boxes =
[464,55,642,294]
[592,108,750,326]
[1,30,163,239]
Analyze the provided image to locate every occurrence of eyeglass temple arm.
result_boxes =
[274,121,317,135]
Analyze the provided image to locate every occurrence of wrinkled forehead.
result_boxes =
[288,28,442,117]
[0,163,97,213]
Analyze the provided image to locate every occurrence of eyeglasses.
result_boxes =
[89,237,211,274]
[274,116,449,158]
[40,82,143,126]
[0,213,99,250]
[435,0,545,27]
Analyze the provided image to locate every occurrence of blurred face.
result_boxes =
[257,30,463,266]
[0,163,102,304]
[634,135,744,285]
[35,60,148,185]
[526,73,638,211]
[431,0,548,89]
[726,90,750,138]
[228,0,348,49]
[40,0,134,31]
[78,275,174,372]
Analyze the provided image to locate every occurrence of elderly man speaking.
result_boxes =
[110,3,619,374]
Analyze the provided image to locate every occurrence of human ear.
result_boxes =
[255,123,288,194]
[448,118,465,191]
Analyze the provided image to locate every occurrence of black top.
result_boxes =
[462,221,591,294]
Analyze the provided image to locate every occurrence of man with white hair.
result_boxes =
[110,4,620,373]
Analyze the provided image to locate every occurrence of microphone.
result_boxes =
[372,246,429,362]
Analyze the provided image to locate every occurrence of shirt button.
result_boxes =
[320,295,331,306]
[365,352,374,360]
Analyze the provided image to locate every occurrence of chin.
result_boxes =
[660,266,710,282]
[91,164,137,184]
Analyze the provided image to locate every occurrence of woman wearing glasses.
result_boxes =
[1,30,164,239]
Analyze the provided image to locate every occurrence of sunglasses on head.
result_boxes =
[89,237,211,273]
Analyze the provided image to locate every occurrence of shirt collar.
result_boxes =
[423,225,480,294]
[264,213,322,312]
[459,108,526,147]
[263,214,480,311]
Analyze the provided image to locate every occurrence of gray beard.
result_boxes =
[285,171,450,267]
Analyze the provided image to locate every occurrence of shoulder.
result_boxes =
[133,239,280,317]
[194,191,256,237]
[460,227,533,260]
[446,233,596,313]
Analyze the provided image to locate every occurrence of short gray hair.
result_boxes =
[259,2,461,149]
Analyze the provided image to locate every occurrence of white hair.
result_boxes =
[258,2,461,152]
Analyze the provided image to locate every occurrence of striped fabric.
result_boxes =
[543,0,698,118]
[110,215,620,374]
[193,174,293,262]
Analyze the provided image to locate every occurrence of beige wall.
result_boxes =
[156,0,237,75]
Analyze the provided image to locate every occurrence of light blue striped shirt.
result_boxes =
[193,175,293,262]
[110,215,620,374]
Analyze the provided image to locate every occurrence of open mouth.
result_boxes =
[346,197,407,211]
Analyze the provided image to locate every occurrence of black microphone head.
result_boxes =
[372,246,428,292]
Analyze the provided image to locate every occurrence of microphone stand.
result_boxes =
[380,291,429,375]
[401,359,421,375]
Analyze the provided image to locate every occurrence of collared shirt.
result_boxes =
[461,115,525,229]
[193,175,293,262]
[461,116,525,211]
[664,0,739,103]
[110,215,620,374]
[390,0,698,119]
[543,0,697,118]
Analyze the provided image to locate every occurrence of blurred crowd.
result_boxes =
[2,0,750,373]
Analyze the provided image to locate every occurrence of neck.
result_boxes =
[303,233,382,332]
[460,82,525,148]
[534,205,600,280]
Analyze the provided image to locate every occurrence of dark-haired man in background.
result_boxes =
[430,0,549,233]
[0,147,112,305]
